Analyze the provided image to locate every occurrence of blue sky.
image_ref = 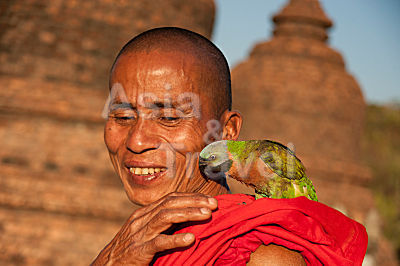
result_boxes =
[213,0,400,103]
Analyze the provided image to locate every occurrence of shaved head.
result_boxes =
[110,27,232,113]
[105,27,242,205]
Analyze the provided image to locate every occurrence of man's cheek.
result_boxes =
[104,123,126,154]
[169,128,205,152]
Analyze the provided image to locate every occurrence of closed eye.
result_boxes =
[157,115,182,126]
[109,109,137,125]
[116,116,135,120]
[160,116,179,121]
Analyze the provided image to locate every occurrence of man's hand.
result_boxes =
[91,192,218,265]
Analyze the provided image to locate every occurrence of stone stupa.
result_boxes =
[231,0,400,264]
[231,0,372,223]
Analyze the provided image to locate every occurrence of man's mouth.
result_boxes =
[124,159,170,184]
[129,167,167,176]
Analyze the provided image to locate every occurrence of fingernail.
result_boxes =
[184,233,194,242]
[208,198,217,205]
[200,207,210,214]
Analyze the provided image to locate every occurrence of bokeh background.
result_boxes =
[0,0,398,265]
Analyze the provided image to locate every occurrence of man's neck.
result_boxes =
[184,174,229,197]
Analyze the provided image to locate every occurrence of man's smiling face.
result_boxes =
[104,49,225,205]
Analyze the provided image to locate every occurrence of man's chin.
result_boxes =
[122,177,173,206]
[126,189,168,206]
[121,167,189,205]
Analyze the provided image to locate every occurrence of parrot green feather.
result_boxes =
[200,140,318,201]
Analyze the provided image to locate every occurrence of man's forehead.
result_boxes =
[110,93,197,107]
[112,51,206,87]
[111,52,216,95]
[112,49,202,76]
[110,81,200,100]
[109,48,221,114]
[109,82,201,113]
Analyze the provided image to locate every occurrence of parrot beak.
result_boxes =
[199,157,233,182]
[199,157,208,173]
[199,157,208,166]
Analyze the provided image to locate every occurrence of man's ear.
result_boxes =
[220,110,242,140]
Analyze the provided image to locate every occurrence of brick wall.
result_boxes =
[0,0,215,264]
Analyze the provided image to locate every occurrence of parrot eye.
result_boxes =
[209,154,216,160]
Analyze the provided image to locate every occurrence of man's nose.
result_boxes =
[125,117,160,154]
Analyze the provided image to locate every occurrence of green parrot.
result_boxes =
[199,140,317,201]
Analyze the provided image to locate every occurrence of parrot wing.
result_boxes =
[259,140,306,181]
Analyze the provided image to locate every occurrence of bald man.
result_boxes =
[92,27,305,265]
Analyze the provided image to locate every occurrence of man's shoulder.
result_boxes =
[247,244,306,266]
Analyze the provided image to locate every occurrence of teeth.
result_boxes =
[146,175,156,181]
[134,168,141,175]
[129,167,166,176]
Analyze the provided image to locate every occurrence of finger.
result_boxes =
[130,193,217,230]
[141,233,195,256]
[125,193,202,224]
[145,193,218,222]
[159,194,217,211]
[125,193,217,243]
[134,207,212,243]
[136,192,217,218]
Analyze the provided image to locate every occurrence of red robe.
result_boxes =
[154,194,368,265]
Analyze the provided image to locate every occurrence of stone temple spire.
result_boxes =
[273,0,332,41]
[231,1,398,262]
[231,0,372,224]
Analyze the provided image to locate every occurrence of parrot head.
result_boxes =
[199,140,233,181]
